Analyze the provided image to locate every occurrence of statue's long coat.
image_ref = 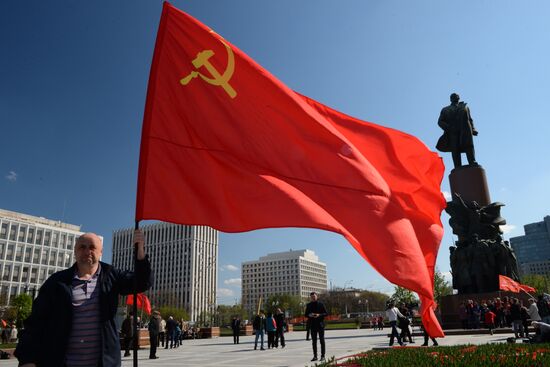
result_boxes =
[436,102,475,153]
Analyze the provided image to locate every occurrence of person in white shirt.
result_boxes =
[385,301,405,346]
[527,298,541,321]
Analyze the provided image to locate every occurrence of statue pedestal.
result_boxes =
[449,165,491,206]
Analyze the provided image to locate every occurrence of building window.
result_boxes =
[33,248,40,264]
[24,246,32,263]
[0,223,8,239]
[2,265,11,281]
[6,244,14,261]
[9,225,17,241]
[27,228,35,243]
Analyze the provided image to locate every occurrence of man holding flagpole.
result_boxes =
[15,230,152,367]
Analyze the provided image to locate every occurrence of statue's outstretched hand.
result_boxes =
[472,129,478,136]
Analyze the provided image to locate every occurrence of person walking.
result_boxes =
[121,313,135,357]
[253,310,266,350]
[231,316,241,344]
[386,301,405,347]
[398,303,413,343]
[266,312,277,349]
[510,298,523,338]
[14,230,152,367]
[158,316,166,348]
[274,308,286,348]
[148,311,161,359]
[165,316,177,348]
[305,292,328,362]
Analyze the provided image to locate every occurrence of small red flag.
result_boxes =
[519,284,536,293]
[499,275,535,293]
[127,293,152,315]
[136,2,446,337]
[1,319,6,328]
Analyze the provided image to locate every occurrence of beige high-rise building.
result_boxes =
[0,208,84,305]
[112,222,218,323]
[241,249,327,315]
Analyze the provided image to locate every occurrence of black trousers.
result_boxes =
[310,327,325,357]
[149,332,158,357]
[389,321,402,346]
[232,329,239,344]
[123,336,133,355]
[275,328,285,347]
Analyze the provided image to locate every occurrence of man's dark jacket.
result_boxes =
[15,259,152,367]
[305,301,328,330]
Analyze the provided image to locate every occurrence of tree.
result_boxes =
[217,304,247,326]
[264,294,301,318]
[390,286,418,307]
[521,274,550,294]
[159,305,189,323]
[10,293,33,328]
[434,269,453,305]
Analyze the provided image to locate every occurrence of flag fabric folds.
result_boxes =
[136,2,446,336]
[127,293,152,315]
[499,275,536,293]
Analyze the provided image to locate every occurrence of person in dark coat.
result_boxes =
[305,292,328,362]
[121,313,135,357]
[274,308,286,348]
[14,231,152,367]
[165,316,178,348]
[436,93,478,168]
[148,311,161,359]
[231,316,241,344]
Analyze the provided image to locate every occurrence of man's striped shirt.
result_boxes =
[65,265,101,367]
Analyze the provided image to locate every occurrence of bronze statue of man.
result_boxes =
[436,93,478,168]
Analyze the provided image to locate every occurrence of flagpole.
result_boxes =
[520,288,537,300]
[133,220,139,367]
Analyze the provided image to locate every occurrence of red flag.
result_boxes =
[136,2,446,337]
[127,293,152,315]
[499,275,521,292]
[1,319,6,328]
[519,284,536,293]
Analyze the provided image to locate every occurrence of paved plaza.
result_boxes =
[3,328,517,367]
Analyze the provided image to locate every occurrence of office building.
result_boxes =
[510,215,550,276]
[241,249,327,315]
[0,208,84,305]
[112,222,218,323]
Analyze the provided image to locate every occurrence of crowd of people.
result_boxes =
[457,295,550,340]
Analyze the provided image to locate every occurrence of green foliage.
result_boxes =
[10,293,33,328]
[390,286,418,306]
[159,305,189,322]
[434,268,453,305]
[216,304,247,326]
[264,293,301,317]
[521,274,550,294]
[320,290,389,316]
[317,344,550,366]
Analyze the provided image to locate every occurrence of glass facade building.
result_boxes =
[510,216,550,276]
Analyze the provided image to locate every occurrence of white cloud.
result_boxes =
[442,191,452,200]
[221,264,239,272]
[5,171,17,182]
[500,224,516,234]
[218,288,234,297]
[224,278,242,286]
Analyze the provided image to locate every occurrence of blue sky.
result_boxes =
[2,1,550,305]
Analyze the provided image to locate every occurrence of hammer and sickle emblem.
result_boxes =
[180,41,237,99]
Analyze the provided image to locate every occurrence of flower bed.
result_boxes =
[318,344,550,367]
